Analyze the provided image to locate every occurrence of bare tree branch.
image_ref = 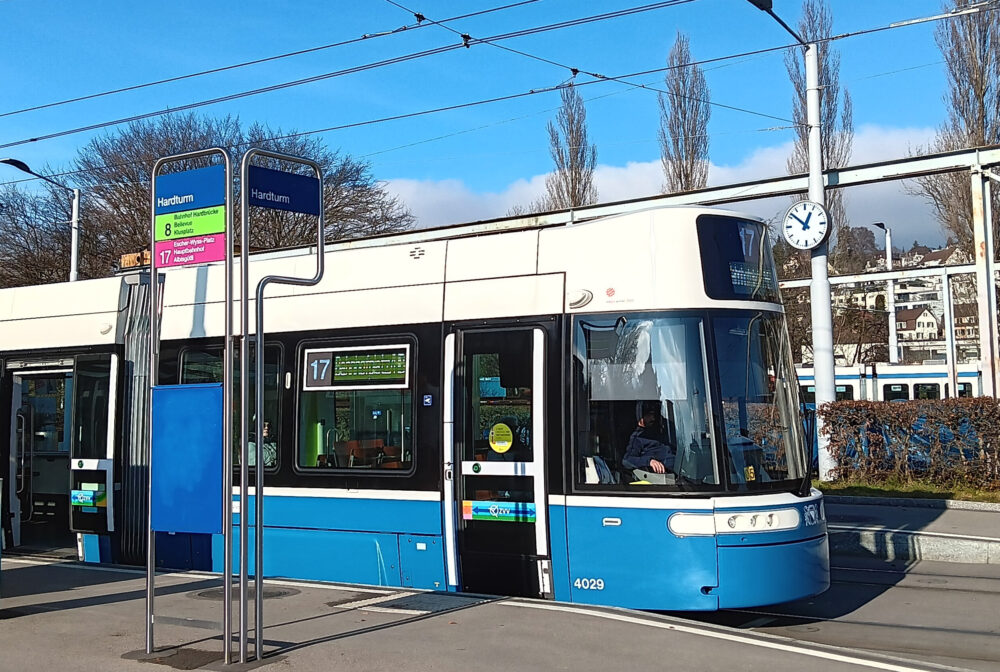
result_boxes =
[0,113,414,286]
[542,86,598,210]
[659,31,710,193]
[911,0,1000,249]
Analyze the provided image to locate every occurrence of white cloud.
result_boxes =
[385,124,947,245]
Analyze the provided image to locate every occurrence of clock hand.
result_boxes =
[790,213,806,226]
[801,212,812,231]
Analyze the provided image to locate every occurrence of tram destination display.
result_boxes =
[696,215,779,303]
[303,345,410,390]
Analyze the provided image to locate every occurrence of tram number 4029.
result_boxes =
[573,577,605,591]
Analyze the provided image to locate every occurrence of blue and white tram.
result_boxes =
[797,363,982,402]
[0,206,828,610]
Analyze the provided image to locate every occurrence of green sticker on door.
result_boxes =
[489,423,513,453]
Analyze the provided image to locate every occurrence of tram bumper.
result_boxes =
[715,532,830,608]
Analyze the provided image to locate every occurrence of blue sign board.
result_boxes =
[247,165,321,216]
[151,383,224,535]
[154,164,226,215]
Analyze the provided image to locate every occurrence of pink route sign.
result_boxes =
[154,234,227,268]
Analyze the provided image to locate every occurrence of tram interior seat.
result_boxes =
[316,440,403,468]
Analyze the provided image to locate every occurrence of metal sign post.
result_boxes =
[147,150,234,661]
[239,149,324,663]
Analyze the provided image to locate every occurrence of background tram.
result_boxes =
[796,363,982,403]
[0,205,828,610]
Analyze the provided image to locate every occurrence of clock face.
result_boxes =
[782,200,830,250]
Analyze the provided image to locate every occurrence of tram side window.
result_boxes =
[572,314,719,491]
[799,385,851,403]
[914,383,940,400]
[883,384,909,402]
[179,345,282,469]
[297,343,414,472]
[958,382,973,398]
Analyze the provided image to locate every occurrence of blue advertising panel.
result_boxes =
[151,383,224,534]
[247,165,321,216]
[154,164,226,215]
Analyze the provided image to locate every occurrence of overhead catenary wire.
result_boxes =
[0,0,699,152]
[2,1,996,189]
[0,46,803,190]
[0,0,543,120]
[381,0,792,123]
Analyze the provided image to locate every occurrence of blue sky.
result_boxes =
[0,0,959,243]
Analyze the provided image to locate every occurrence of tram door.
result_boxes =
[6,356,116,553]
[444,327,551,598]
[8,364,76,551]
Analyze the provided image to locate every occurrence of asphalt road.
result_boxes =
[683,557,1000,672]
[1,556,997,672]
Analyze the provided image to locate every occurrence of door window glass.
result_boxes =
[24,375,72,454]
[462,331,534,464]
[72,357,112,460]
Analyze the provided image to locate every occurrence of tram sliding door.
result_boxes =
[5,355,117,555]
[7,363,76,551]
[444,327,551,598]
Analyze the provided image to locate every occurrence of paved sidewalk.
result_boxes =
[0,557,958,672]
[825,497,1000,564]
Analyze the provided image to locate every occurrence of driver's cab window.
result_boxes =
[573,314,719,491]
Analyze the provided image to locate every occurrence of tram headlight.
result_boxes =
[715,507,801,533]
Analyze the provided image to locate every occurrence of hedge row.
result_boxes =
[819,398,1000,490]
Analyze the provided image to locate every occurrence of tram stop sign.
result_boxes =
[153,164,227,268]
[247,165,321,216]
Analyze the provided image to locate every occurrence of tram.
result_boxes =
[0,205,828,610]
[796,363,983,402]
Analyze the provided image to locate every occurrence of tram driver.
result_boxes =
[622,400,675,482]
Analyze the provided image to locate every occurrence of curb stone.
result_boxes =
[824,494,1000,512]
[828,526,1000,564]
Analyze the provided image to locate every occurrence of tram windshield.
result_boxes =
[573,311,807,493]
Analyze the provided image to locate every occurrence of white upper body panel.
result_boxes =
[0,205,782,350]
[0,276,126,352]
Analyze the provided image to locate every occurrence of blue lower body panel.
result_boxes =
[210,494,447,589]
[716,534,830,608]
[215,527,446,589]
[566,505,719,610]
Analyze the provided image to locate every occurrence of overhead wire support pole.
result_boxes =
[69,189,80,282]
[0,159,81,282]
[972,161,999,397]
[241,148,326,662]
[805,41,836,482]
[747,0,834,481]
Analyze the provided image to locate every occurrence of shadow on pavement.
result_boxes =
[0,563,219,619]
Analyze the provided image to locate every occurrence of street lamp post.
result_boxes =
[747,0,837,481]
[0,158,81,282]
[872,222,898,363]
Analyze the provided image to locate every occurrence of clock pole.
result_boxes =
[805,42,837,482]
[745,1,836,481]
